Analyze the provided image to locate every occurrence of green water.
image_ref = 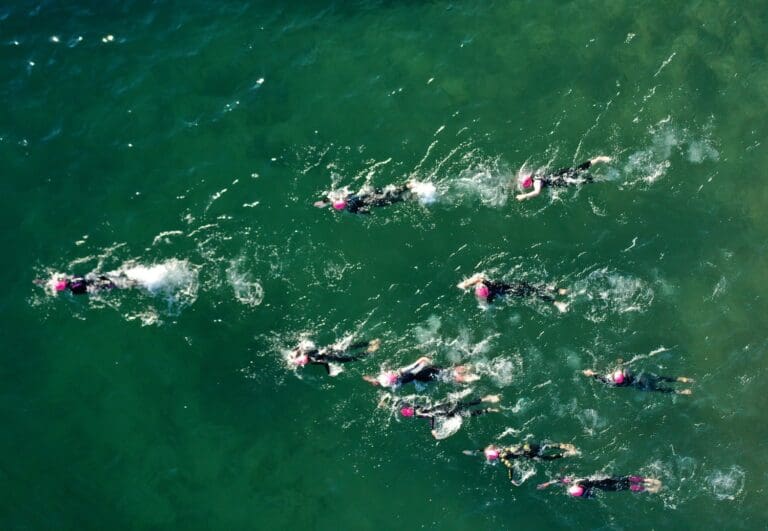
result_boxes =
[3,0,768,528]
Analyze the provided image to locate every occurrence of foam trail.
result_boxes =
[410,181,438,205]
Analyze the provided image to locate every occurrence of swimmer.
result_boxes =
[582,367,693,395]
[383,394,501,439]
[362,356,480,388]
[537,475,662,498]
[314,180,420,214]
[35,273,126,295]
[515,156,612,201]
[288,338,380,376]
[457,272,569,312]
[468,442,579,485]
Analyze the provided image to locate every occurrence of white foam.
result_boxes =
[410,181,438,205]
[227,259,264,307]
[431,415,463,440]
[706,466,745,501]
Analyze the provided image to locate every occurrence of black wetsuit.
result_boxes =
[66,276,116,295]
[572,476,645,497]
[499,443,571,481]
[345,184,411,214]
[397,362,445,385]
[591,372,681,393]
[482,280,556,304]
[408,398,491,429]
[539,160,594,188]
[300,341,372,374]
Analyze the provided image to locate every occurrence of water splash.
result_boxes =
[227,258,264,308]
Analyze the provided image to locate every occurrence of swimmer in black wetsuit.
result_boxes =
[537,475,662,497]
[37,274,121,295]
[457,272,569,312]
[383,394,501,438]
[314,181,417,214]
[515,155,611,201]
[289,338,380,376]
[472,442,579,484]
[362,356,480,388]
[582,367,693,395]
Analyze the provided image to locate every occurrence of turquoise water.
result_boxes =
[3,1,768,528]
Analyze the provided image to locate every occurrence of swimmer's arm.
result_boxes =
[515,180,542,201]
[456,273,486,290]
[582,369,609,383]
[536,479,559,490]
[399,357,432,374]
[313,200,330,208]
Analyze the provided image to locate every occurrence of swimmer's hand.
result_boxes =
[582,369,596,377]
[644,478,662,493]
[590,156,612,164]
[313,200,329,208]
[461,450,477,456]
[363,375,380,386]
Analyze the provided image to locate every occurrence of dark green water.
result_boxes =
[3,1,768,528]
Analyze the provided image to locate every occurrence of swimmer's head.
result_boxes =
[484,446,500,461]
[475,283,490,299]
[291,353,310,367]
[332,200,347,211]
[400,406,415,417]
[568,484,585,497]
[612,370,625,384]
[54,279,67,292]
[519,174,534,189]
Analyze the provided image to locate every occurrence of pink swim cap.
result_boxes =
[54,280,67,292]
[630,484,644,492]
[332,200,347,211]
[400,406,415,417]
[520,175,533,189]
[475,284,490,299]
[568,485,585,497]
[484,448,500,461]
[612,370,625,384]
[293,354,309,367]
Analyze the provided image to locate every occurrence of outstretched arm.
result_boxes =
[536,479,562,490]
[516,179,542,201]
[457,273,486,290]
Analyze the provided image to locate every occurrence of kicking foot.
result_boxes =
[367,339,381,353]
[554,301,569,313]
[677,389,693,396]
[676,376,694,383]
[482,394,501,404]
[590,155,612,164]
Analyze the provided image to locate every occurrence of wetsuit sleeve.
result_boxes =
[577,160,592,171]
